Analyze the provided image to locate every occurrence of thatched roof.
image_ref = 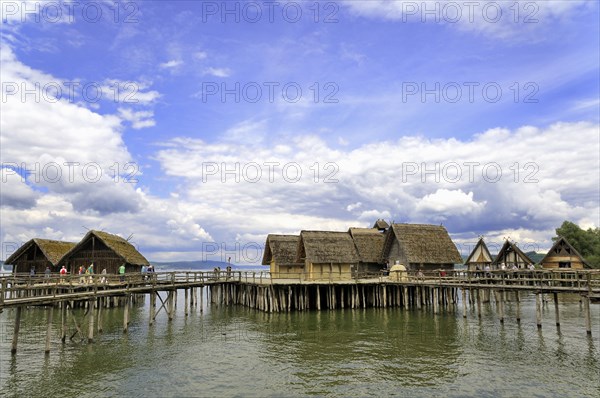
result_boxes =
[349,228,385,264]
[491,240,533,266]
[297,231,359,264]
[373,219,390,230]
[5,239,76,266]
[60,230,149,266]
[464,237,493,265]
[262,234,302,266]
[539,236,590,268]
[383,224,462,264]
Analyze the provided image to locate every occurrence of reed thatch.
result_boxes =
[382,223,462,265]
[59,230,149,269]
[373,219,390,231]
[5,239,76,268]
[464,237,493,265]
[491,240,533,267]
[539,236,590,269]
[297,231,359,264]
[349,228,385,264]
[262,234,302,266]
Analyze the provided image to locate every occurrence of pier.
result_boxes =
[1,269,599,355]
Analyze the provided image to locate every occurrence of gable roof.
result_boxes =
[383,223,462,264]
[373,219,390,230]
[261,234,301,266]
[60,230,149,266]
[297,231,359,264]
[464,237,493,265]
[5,239,76,266]
[539,236,590,268]
[491,240,534,266]
[349,228,385,264]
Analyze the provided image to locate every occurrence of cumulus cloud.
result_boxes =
[342,0,591,40]
[203,67,231,78]
[154,121,599,260]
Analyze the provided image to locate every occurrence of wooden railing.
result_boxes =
[1,269,599,308]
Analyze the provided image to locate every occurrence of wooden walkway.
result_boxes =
[1,269,599,310]
[1,269,599,355]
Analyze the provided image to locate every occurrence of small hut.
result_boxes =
[349,228,385,276]
[491,240,534,269]
[296,231,359,280]
[5,239,76,274]
[539,236,590,269]
[262,234,303,278]
[464,237,493,271]
[381,224,462,271]
[372,219,390,232]
[58,230,149,274]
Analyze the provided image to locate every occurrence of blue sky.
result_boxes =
[1,0,599,263]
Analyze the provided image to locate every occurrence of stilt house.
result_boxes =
[296,231,359,280]
[491,240,534,269]
[5,239,76,274]
[539,236,589,269]
[58,230,149,274]
[464,237,493,271]
[262,234,303,278]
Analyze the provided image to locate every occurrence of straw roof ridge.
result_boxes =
[385,223,462,264]
[262,234,302,266]
[349,228,385,264]
[60,230,150,266]
[5,238,76,266]
[297,230,359,264]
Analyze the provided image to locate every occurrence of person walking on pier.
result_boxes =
[119,263,126,282]
[30,267,35,277]
[100,268,107,284]
[60,265,67,282]
[78,266,85,284]
[87,263,94,284]
[44,266,51,282]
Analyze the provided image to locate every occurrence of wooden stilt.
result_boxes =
[553,292,560,327]
[462,289,467,318]
[45,306,53,354]
[61,303,67,343]
[584,295,592,335]
[185,288,189,317]
[11,306,22,355]
[123,296,130,333]
[498,290,504,324]
[88,299,95,343]
[516,291,521,323]
[536,292,542,329]
[98,297,103,333]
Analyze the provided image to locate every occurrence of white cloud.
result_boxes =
[159,59,182,69]
[203,67,231,78]
[342,0,591,40]
[118,107,156,129]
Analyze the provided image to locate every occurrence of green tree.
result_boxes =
[555,221,600,268]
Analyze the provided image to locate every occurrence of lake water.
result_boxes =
[0,291,598,397]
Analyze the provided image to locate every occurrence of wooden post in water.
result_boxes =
[185,288,189,317]
[88,299,95,343]
[536,292,542,329]
[11,306,22,355]
[168,291,175,321]
[515,291,521,323]
[498,290,504,324]
[316,286,321,310]
[583,295,592,335]
[553,292,560,327]
[123,295,130,333]
[61,303,67,343]
[476,289,482,319]
[200,287,204,312]
[45,306,53,354]
[98,297,103,333]
[462,289,467,318]
[149,291,156,325]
